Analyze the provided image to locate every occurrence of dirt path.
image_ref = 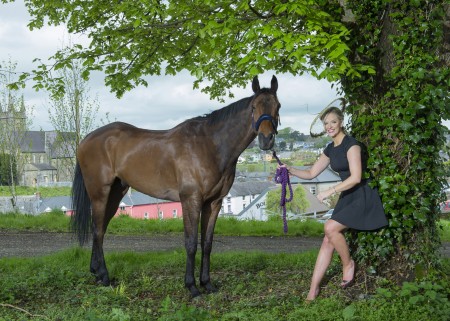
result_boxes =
[0,231,324,258]
[0,231,449,258]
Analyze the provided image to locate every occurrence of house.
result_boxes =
[221,182,329,221]
[220,181,276,217]
[289,166,341,196]
[235,170,273,182]
[116,191,182,219]
[1,104,76,186]
[19,131,76,186]
[22,163,57,187]
[219,166,339,220]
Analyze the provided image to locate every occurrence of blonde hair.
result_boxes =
[320,106,344,123]
[320,106,346,133]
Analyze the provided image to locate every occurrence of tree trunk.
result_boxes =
[339,0,449,288]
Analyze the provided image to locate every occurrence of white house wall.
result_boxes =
[221,187,277,221]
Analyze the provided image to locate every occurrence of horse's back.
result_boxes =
[83,121,141,140]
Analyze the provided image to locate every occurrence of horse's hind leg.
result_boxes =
[199,199,222,293]
[90,179,128,285]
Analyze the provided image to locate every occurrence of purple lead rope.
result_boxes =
[272,150,293,234]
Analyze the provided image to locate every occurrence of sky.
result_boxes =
[0,0,342,133]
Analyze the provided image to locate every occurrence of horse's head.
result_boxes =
[251,75,280,150]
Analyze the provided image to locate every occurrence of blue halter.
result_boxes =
[252,113,279,134]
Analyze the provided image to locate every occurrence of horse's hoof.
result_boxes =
[95,275,111,286]
[187,285,202,298]
[202,282,218,294]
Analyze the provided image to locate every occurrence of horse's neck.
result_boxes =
[214,108,256,160]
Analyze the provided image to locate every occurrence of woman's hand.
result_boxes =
[317,188,335,203]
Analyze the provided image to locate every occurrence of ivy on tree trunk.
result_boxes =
[341,0,449,280]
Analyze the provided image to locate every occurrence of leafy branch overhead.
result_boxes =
[10,0,372,98]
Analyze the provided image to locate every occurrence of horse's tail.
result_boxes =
[71,161,92,246]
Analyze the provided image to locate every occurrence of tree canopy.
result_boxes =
[7,0,373,98]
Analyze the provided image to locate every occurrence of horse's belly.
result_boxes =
[129,181,180,202]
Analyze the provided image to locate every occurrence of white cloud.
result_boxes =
[1,0,342,135]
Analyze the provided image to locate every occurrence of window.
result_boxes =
[172,209,177,218]
[310,186,316,195]
[227,197,231,203]
[120,205,125,211]
[227,205,231,213]
[243,204,246,209]
[242,196,245,200]
[144,212,149,219]
[158,211,163,219]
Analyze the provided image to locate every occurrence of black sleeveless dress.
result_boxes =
[324,136,388,231]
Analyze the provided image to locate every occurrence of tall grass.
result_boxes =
[0,249,448,321]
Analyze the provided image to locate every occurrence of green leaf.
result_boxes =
[342,305,356,320]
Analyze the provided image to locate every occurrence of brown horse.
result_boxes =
[71,75,281,297]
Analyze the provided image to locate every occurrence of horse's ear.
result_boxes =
[252,76,260,93]
[271,75,278,93]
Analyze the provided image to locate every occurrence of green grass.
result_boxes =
[0,249,448,321]
[2,212,450,242]
[0,211,71,232]
[0,211,326,238]
[439,219,450,242]
[0,186,71,197]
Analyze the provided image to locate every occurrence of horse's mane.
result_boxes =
[185,87,275,127]
[191,96,253,126]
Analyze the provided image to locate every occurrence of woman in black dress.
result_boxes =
[283,106,387,301]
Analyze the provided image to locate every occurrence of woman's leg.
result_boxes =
[324,219,355,286]
[306,235,334,300]
[307,219,354,300]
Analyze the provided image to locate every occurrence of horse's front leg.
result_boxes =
[181,197,202,297]
[200,199,222,293]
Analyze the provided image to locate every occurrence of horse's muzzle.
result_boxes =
[258,132,275,150]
